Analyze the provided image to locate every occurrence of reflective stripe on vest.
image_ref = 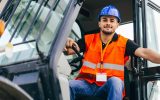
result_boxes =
[83,60,124,71]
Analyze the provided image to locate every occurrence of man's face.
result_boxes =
[98,16,119,35]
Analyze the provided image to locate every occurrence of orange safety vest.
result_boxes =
[76,33,128,86]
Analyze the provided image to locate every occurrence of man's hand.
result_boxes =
[64,38,80,55]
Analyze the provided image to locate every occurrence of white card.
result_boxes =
[96,73,107,82]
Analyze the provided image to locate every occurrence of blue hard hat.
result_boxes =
[98,5,121,23]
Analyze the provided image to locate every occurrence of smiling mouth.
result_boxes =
[104,26,112,29]
[105,27,111,30]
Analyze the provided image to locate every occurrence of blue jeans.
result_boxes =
[69,77,124,100]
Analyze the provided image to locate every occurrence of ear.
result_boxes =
[116,22,119,28]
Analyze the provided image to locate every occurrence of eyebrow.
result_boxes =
[101,17,115,20]
[102,17,107,19]
[110,18,115,20]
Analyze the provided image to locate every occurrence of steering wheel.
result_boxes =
[69,45,83,74]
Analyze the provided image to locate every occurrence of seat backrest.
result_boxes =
[57,53,71,100]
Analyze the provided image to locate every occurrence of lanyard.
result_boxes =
[100,39,111,69]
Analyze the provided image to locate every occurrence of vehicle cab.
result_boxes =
[0,0,160,100]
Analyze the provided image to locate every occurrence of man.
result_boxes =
[64,5,160,100]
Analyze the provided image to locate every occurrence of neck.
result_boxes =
[100,32,114,44]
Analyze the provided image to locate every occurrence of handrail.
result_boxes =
[13,39,35,46]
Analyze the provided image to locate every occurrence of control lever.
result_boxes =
[72,44,81,57]
[70,44,83,74]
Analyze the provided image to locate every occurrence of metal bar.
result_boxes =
[142,0,147,48]
[44,0,49,6]
[133,0,140,45]
[4,0,21,28]
[35,0,60,62]
[148,0,160,13]
[23,0,46,41]
[52,0,60,11]
[10,8,22,31]
[0,0,12,18]
[35,0,60,42]
[132,0,142,100]
[9,0,33,42]
[141,0,148,67]
[0,58,40,68]
[15,6,34,38]
[13,39,35,46]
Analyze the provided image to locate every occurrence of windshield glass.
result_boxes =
[145,2,160,67]
[0,0,8,12]
[147,80,160,100]
[150,0,160,6]
[0,0,70,66]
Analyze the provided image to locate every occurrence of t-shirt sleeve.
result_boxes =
[76,38,86,52]
[125,39,140,56]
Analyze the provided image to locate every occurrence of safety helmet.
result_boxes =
[98,5,121,23]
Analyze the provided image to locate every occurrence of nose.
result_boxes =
[105,20,111,25]
[105,21,111,27]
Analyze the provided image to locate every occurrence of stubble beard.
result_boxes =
[101,30,113,35]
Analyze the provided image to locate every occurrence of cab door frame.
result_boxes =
[133,0,160,100]
[48,0,83,100]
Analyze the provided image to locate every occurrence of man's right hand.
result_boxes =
[64,38,80,55]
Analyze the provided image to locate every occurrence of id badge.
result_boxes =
[96,73,107,82]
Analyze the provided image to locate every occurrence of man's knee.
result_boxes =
[69,80,85,90]
[69,80,80,100]
[69,80,78,89]
[106,77,124,90]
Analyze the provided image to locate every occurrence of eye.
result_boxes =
[103,19,107,22]
[110,19,115,22]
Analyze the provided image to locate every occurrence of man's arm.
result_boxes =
[135,47,160,64]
